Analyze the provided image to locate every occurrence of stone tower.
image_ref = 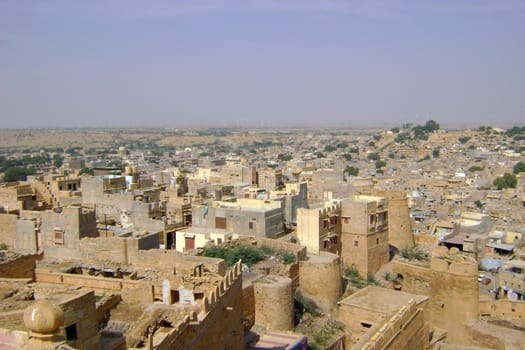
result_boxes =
[377,190,415,250]
[429,246,479,344]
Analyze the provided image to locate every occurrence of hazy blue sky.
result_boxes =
[1,0,524,128]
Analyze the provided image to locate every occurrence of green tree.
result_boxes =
[423,119,440,132]
[344,165,359,177]
[277,153,293,162]
[66,147,81,156]
[458,136,471,144]
[513,161,525,174]
[469,165,484,172]
[79,167,94,176]
[3,167,35,182]
[390,127,400,133]
[418,154,431,162]
[367,153,379,161]
[493,173,517,190]
[324,145,336,153]
[342,153,352,161]
[52,154,64,168]
[432,148,440,158]
[506,126,525,137]
[395,132,411,143]
[375,160,387,169]
[412,120,439,140]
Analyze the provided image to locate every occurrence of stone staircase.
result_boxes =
[31,180,57,209]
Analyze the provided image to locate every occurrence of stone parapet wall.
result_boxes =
[34,268,144,295]
[78,237,225,276]
[351,301,428,350]
[0,254,39,279]
[252,237,307,262]
[392,260,431,296]
[151,260,245,350]
[0,310,25,331]
[479,299,525,322]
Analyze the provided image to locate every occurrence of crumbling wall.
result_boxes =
[95,294,122,324]
[0,254,38,279]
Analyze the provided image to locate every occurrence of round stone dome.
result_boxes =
[24,300,64,334]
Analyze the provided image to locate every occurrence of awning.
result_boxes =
[486,242,514,252]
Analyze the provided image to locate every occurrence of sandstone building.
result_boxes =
[341,195,389,276]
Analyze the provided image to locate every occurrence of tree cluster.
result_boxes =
[493,173,517,190]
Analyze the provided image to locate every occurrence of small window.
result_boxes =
[376,238,379,245]
[324,240,329,249]
[54,229,64,245]
[249,222,254,229]
[360,322,372,328]
[354,240,358,247]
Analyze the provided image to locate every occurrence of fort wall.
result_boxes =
[393,247,479,345]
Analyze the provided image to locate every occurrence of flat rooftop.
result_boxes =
[340,286,428,316]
